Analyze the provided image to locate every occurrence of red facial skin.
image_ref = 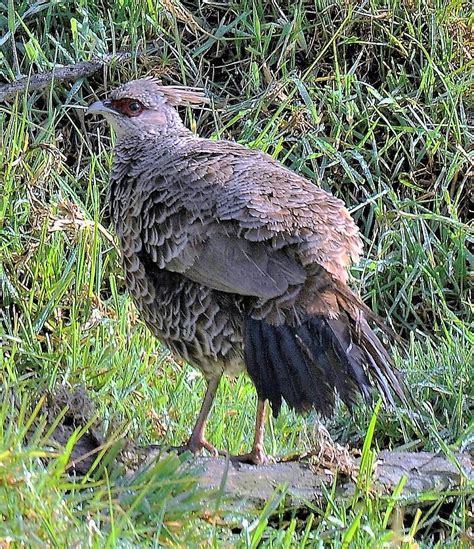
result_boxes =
[111,98,145,117]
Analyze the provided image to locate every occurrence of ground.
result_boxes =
[0,0,473,546]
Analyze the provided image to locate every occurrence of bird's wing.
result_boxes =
[209,143,363,284]
[129,140,362,298]
[167,226,306,298]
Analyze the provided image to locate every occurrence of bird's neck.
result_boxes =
[119,121,195,148]
[115,128,195,160]
[111,124,195,185]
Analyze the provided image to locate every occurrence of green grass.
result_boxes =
[1,0,473,546]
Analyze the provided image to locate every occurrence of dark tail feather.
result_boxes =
[244,311,405,417]
[244,319,283,415]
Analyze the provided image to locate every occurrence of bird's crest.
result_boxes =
[113,76,210,108]
[158,85,210,107]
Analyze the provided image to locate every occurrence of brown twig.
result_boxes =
[0,53,132,103]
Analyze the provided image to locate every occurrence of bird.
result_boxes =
[88,77,406,465]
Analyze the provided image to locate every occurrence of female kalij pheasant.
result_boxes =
[88,78,405,464]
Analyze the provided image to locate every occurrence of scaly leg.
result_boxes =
[177,375,222,456]
[232,399,272,465]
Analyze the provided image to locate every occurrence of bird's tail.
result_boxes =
[244,284,406,417]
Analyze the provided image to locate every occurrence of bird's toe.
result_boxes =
[231,444,275,466]
[179,436,222,457]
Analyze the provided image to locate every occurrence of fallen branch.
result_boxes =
[176,451,473,509]
[0,53,131,102]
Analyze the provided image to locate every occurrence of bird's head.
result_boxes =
[87,77,209,137]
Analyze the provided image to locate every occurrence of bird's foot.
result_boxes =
[231,444,275,466]
[174,435,223,457]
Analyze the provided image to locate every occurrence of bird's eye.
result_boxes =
[128,102,141,112]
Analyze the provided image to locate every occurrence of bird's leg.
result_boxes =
[232,399,273,465]
[180,375,221,456]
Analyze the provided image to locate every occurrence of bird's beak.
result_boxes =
[87,99,116,116]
